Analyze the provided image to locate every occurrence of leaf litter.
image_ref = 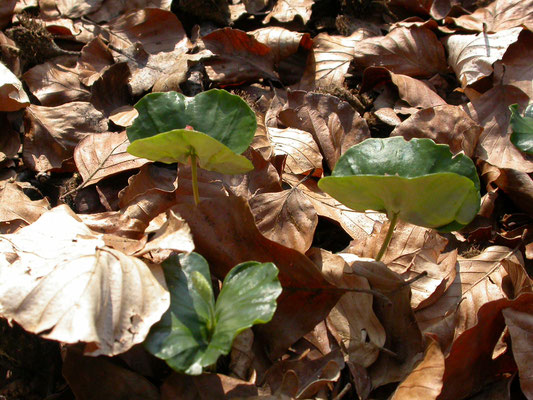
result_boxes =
[1,0,533,398]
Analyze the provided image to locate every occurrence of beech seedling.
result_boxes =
[126,89,257,204]
[509,104,533,155]
[318,137,480,261]
[144,252,282,375]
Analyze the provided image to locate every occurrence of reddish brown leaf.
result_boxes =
[23,102,108,172]
[23,55,90,106]
[0,113,20,162]
[172,194,343,359]
[74,131,148,187]
[249,188,318,253]
[90,62,131,117]
[501,30,533,99]
[278,90,370,170]
[77,37,115,86]
[492,167,533,215]
[201,28,278,85]
[0,182,50,233]
[88,0,172,23]
[463,84,533,172]
[0,0,15,28]
[391,104,482,157]
[352,26,447,78]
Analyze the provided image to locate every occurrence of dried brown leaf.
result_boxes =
[250,27,312,64]
[90,62,131,117]
[278,90,370,170]
[264,0,313,25]
[352,26,447,78]
[0,61,29,111]
[443,27,522,87]
[23,102,108,172]
[0,182,50,233]
[77,37,115,86]
[463,84,533,172]
[391,104,481,157]
[500,30,533,99]
[249,188,318,253]
[88,0,172,22]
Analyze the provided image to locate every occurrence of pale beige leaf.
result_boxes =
[443,27,522,87]
[309,249,386,368]
[250,27,311,63]
[249,188,317,253]
[0,205,169,356]
[74,131,149,187]
[502,306,533,398]
[447,0,533,32]
[264,0,313,25]
[463,84,533,172]
[0,61,29,111]
[391,336,444,400]
[268,127,322,175]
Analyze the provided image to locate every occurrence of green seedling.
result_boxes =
[144,252,282,375]
[509,104,533,155]
[318,137,480,261]
[126,89,257,205]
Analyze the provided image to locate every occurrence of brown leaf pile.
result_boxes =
[0,0,533,399]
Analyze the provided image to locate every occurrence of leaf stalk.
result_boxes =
[375,212,399,262]
[190,153,200,206]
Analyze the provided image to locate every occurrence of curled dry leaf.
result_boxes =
[416,246,531,351]
[263,0,313,25]
[491,167,533,215]
[309,249,386,367]
[446,0,533,32]
[23,102,108,172]
[103,9,190,95]
[23,55,90,106]
[0,61,29,111]
[249,188,318,253]
[501,30,533,99]
[463,84,533,172]
[0,205,170,356]
[278,90,370,170]
[361,67,446,110]
[74,131,149,187]
[201,28,278,85]
[172,193,343,359]
[250,27,312,64]
[0,181,50,233]
[443,27,522,87]
[391,104,482,157]
[267,127,323,175]
[90,62,131,117]
[352,26,448,78]
[77,37,115,86]
[390,335,444,400]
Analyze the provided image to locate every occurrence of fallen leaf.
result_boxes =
[249,188,318,253]
[0,113,20,162]
[77,37,115,86]
[74,131,149,187]
[446,0,533,32]
[201,28,278,85]
[492,167,533,215]
[501,30,533,99]
[463,84,533,172]
[391,104,481,157]
[0,205,169,356]
[250,27,312,64]
[172,194,343,359]
[352,26,448,78]
[88,0,172,22]
[308,249,386,367]
[264,0,313,25]
[51,0,103,18]
[0,181,50,233]
[0,61,29,111]
[0,0,15,28]
[267,127,323,175]
[443,27,522,87]
[23,102,108,172]
[90,62,131,117]
[361,67,446,110]
[390,335,444,400]
[278,90,370,170]
[23,55,90,106]
[103,8,190,95]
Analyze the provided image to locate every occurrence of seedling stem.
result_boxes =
[190,153,200,206]
[376,212,399,262]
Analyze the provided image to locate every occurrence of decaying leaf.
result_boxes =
[0,61,29,111]
[0,205,169,356]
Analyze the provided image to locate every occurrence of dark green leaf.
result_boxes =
[509,104,533,155]
[318,137,480,231]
